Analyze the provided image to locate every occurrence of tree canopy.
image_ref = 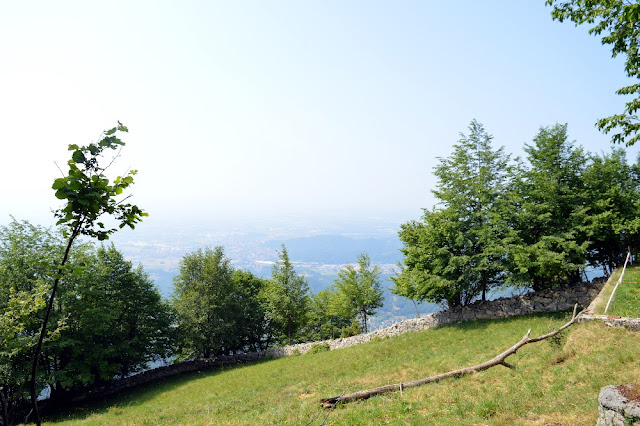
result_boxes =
[333,252,383,334]
[0,221,172,425]
[172,247,272,358]
[263,245,310,345]
[547,0,640,145]
[394,121,514,308]
[394,120,640,307]
[29,123,147,425]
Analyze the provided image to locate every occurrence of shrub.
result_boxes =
[307,343,330,354]
[340,320,361,338]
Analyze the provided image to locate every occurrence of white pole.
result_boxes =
[605,252,631,314]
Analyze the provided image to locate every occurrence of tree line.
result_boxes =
[0,223,384,423]
[392,121,640,309]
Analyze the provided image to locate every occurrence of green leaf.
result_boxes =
[52,178,66,190]
[72,150,85,163]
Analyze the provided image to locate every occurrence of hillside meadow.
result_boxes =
[49,312,640,425]
[593,265,640,318]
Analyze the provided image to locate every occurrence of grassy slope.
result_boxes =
[50,312,640,425]
[592,265,640,317]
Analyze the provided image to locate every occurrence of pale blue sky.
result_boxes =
[1,1,637,228]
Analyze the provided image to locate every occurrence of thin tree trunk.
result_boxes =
[29,224,80,425]
[0,388,9,426]
[321,305,582,408]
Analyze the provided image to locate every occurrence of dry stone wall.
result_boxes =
[579,314,640,331]
[267,279,605,357]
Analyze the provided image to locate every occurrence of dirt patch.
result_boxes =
[616,385,640,405]
[616,384,640,405]
[297,393,316,399]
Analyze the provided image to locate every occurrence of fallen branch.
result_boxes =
[321,305,582,408]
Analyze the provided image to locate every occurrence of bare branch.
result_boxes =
[321,306,583,408]
[54,161,65,177]
[101,145,124,175]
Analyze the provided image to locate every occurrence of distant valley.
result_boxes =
[108,217,442,329]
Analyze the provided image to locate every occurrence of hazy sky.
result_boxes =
[1,1,638,229]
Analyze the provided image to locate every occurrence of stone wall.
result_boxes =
[35,352,266,417]
[597,385,640,425]
[266,279,605,357]
[578,314,640,331]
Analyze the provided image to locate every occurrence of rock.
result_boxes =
[597,385,640,425]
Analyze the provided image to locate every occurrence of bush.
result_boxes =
[340,320,362,338]
[307,343,330,354]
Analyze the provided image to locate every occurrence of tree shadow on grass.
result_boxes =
[44,357,274,423]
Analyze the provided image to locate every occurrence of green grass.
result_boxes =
[48,312,640,425]
[593,265,640,317]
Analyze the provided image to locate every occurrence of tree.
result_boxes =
[583,148,640,273]
[172,247,274,358]
[172,247,237,359]
[46,244,175,399]
[333,252,383,334]
[508,124,589,289]
[0,221,65,425]
[30,122,146,425]
[230,270,273,352]
[303,287,357,341]
[547,0,640,145]
[1,221,171,423]
[263,245,310,345]
[394,121,514,308]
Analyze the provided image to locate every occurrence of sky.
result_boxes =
[1,1,638,230]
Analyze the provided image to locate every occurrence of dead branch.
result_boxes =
[321,305,582,408]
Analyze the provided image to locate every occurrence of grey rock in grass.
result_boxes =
[597,385,640,426]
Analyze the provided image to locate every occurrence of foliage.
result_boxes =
[51,122,146,240]
[0,221,171,424]
[172,246,238,359]
[172,247,272,358]
[340,320,362,338]
[231,270,274,352]
[333,252,384,333]
[547,0,640,146]
[583,149,640,273]
[263,245,310,345]
[0,221,65,425]
[508,124,589,289]
[46,244,175,396]
[302,288,354,341]
[394,121,514,307]
[25,123,148,425]
[306,343,330,355]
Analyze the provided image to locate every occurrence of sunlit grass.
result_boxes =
[48,312,640,425]
[593,265,640,317]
